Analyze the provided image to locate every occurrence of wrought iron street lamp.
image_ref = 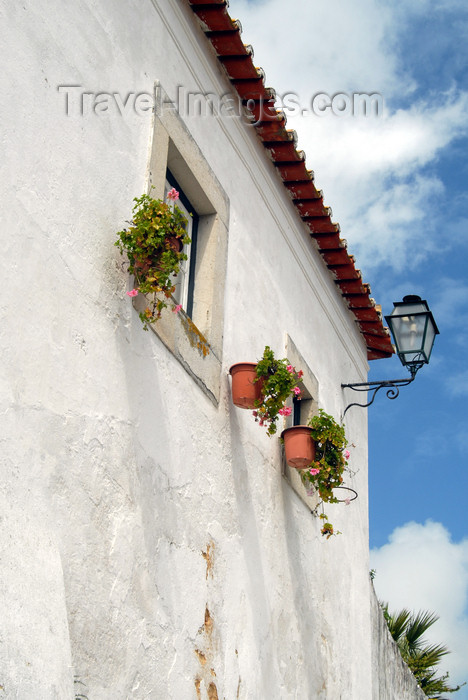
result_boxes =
[342,295,439,415]
[385,295,439,377]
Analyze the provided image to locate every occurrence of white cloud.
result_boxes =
[294,91,468,178]
[371,521,468,690]
[283,91,468,271]
[228,0,468,271]
[231,0,402,96]
[328,171,444,270]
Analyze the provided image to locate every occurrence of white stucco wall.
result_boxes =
[1,0,422,697]
[371,588,427,700]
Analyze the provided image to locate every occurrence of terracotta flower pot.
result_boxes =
[133,257,152,274]
[281,426,316,469]
[229,362,263,409]
[167,235,183,253]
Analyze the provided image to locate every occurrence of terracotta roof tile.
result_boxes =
[309,231,343,250]
[336,280,371,296]
[304,217,340,234]
[219,56,262,80]
[187,0,226,4]
[190,6,238,32]
[284,181,322,200]
[321,249,353,266]
[265,143,305,162]
[248,99,283,123]
[295,199,330,218]
[331,264,362,281]
[231,78,275,102]
[346,295,378,310]
[256,121,291,142]
[275,162,313,181]
[352,307,383,322]
[187,0,393,360]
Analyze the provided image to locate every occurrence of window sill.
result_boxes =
[283,459,320,513]
[133,294,221,405]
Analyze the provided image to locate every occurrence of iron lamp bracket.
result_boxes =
[341,363,423,416]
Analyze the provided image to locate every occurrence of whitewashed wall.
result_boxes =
[0,0,422,698]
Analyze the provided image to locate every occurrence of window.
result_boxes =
[293,392,314,427]
[282,335,320,509]
[133,86,229,405]
[164,170,198,316]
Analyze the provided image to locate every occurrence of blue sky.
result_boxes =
[228,0,468,692]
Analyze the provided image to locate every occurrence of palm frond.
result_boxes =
[406,610,440,651]
[409,644,450,670]
[381,602,412,644]
[379,601,462,699]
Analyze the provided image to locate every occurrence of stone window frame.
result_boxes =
[133,85,230,405]
[281,335,321,510]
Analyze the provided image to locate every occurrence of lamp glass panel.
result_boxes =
[423,318,437,360]
[386,297,438,369]
[390,313,426,355]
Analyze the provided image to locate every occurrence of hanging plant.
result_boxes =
[299,409,354,539]
[115,188,191,329]
[252,346,303,436]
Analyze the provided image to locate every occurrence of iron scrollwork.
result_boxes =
[341,375,418,416]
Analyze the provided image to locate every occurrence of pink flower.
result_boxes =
[172,304,182,313]
[167,188,179,201]
[278,406,292,416]
[309,468,320,476]
[297,370,304,378]
[344,450,350,460]
[345,498,351,506]
[126,288,139,297]
[293,386,301,396]
[252,410,258,417]
[287,365,294,373]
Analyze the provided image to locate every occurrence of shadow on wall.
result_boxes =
[280,483,328,697]
[228,404,280,699]
[114,312,204,695]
